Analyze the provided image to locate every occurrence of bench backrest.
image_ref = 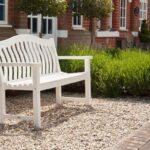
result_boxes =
[0,35,60,81]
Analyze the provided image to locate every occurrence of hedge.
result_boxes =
[58,45,150,97]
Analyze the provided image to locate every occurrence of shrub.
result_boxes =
[139,20,150,43]
[59,45,150,97]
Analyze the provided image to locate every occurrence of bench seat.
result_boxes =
[5,72,87,91]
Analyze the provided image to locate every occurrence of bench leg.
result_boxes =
[56,86,62,105]
[85,77,92,104]
[33,89,41,129]
[0,89,6,124]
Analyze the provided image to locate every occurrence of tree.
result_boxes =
[16,0,67,37]
[139,20,150,43]
[70,0,113,47]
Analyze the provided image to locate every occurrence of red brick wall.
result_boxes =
[8,0,15,25]
[8,0,27,28]
[96,37,116,48]
[112,0,120,31]
[130,0,140,31]
[126,1,131,31]
[14,12,28,29]
[101,17,110,31]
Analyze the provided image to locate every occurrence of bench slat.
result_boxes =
[20,41,31,78]
[0,49,7,80]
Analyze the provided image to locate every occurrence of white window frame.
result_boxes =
[28,14,54,35]
[0,0,8,24]
[28,14,39,34]
[120,0,127,30]
[140,0,148,29]
[43,16,53,35]
[72,12,83,30]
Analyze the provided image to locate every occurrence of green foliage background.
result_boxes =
[59,46,150,97]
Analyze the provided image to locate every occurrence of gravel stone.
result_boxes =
[0,91,150,150]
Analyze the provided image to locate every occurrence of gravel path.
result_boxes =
[0,91,150,150]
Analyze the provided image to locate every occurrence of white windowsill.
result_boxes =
[96,31,120,37]
[15,29,30,34]
[0,24,12,27]
[131,32,139,37]
[57,30,68,38]
[120,28,128,31]
[72,27,85,31]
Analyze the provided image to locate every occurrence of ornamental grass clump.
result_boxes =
[59,46,150,97]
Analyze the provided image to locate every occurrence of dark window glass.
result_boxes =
[0,5,4,21]
[73,13,81,25]
[27,18,30,29]
[42,19,46,34]
[78,15,81,25]
[73,14,77,25]
[0,0,4,4]
[48,19,52,34]
[32,18,37,33]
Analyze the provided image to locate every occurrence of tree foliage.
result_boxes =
[16,0,68,16]
[70,0,113,47]
[79,0,113,19]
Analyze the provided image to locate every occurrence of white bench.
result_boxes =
[0,34,92,128]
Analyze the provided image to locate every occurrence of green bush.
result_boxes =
[139,20,150,42]
[59,45,150,97]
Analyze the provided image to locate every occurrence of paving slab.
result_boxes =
[113,121,150,150]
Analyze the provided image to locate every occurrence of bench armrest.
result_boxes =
[58,56,93,73]
[0,62,41,67]
[58,56,93,60]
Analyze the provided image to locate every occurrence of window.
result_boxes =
[120,0,127,30]
[28,15,38,33]
[72,12,83,29]
[28,15,53,35]
[140,0,148,28]
[0,0,7,23]
[43,16,52,34]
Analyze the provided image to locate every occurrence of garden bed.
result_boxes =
[0,91,150,150]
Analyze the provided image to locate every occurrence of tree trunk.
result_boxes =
[39,14,43,38]
[89,18,96,48]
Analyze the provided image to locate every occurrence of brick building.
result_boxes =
[0,0,149,48]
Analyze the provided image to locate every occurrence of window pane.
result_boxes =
[0,0,4,4]
[78,15,81,25]
[42,19,46,34]
[48,19,52,34]
[73,14,77,25]
[0,5,4,21]
[32,18,37,33]
[73,13,82,26]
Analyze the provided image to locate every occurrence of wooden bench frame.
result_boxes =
[0,35,92,128]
